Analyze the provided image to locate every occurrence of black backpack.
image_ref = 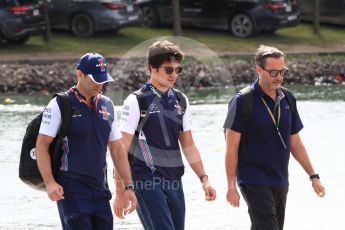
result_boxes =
[226,85,296,148]
[19,92,72,191]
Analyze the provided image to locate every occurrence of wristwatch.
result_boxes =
[309,174,320,181]
[199,174,208,183]
[124,184,135,192]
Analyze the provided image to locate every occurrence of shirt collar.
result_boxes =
[253,79,265,98]
[146,81,173,97]
[254,79,285,100]
[69,86,100,110]
[275,88,285,109]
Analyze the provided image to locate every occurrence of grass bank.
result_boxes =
[0,23,345,60]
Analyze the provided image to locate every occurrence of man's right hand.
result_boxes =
[226,188,240,207]
[46,181,64,201]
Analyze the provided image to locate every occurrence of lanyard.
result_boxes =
[260,97,280,128]
[261,97,287,149]
[70,87,99,111]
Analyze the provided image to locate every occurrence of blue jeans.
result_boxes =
[56,176,113,230]
[134,178,185,230]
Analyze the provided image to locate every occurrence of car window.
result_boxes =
[68,0,122,2]
[14,0,40,4]
[267,0,289,2]
[0,0,8,8]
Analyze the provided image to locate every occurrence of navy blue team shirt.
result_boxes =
[130,83,186,181]
[57,87,115,191]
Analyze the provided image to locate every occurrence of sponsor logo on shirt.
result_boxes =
[149,85,161,98]
[149,103,160,114]
[43,107,51,113]
[99,106,110,120]
[43,114,51,119]
[175,102,183,115]
[168,89,174,97]
[72,109,82,117]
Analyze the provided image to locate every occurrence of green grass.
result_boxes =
[1,23,345,59]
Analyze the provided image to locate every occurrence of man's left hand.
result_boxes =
[312,179,326,197]
[202,181,216,201]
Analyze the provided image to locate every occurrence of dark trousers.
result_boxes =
[56,176,113,230]
[134,178,185,230]
[239,184,288,230]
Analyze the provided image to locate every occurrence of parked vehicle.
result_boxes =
[48,0,140,37]
[0,0,45,44]
[298,0,345,26]
[136,0,300,38]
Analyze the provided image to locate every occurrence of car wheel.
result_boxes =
[7,36,30,44]
[139,6,159,27]
[70,13,95,37]
[230,14,254,38]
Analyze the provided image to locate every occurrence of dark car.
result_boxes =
[0,0,45,44]
[299,0,345,25]
[136,0,300,38]
[48,0,140,37]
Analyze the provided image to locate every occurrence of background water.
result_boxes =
[0,86,344,230]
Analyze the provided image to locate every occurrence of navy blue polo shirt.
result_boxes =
[57,88,116,190]
[223,80,303,187]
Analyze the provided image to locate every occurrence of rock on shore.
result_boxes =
[0,57,344,94]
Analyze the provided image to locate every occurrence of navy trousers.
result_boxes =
[56,176,113,230]
[239,184,288,230]
[134,178,185,230]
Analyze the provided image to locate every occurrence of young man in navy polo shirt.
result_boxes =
[36,53,137,229]
[224,45,325,230]
[114,39,216,229]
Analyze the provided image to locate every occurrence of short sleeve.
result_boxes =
[119,94,140,135]
[109,104,122,142]
[39,97,61,137]
[182,95,191,132]
[223,95,243,133]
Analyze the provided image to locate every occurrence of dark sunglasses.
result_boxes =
[162,66,182,75]
[261,66,289,77]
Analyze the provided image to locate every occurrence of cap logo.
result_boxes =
[96,58,107,72]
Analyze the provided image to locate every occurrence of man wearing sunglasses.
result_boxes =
[114,39,216,229]
[224,45,325,230]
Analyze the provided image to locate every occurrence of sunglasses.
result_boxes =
[261,66,289,77]
[162,66,183,75]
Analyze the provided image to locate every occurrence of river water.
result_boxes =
[0,86,344,230]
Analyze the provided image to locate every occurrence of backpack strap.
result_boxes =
[51,92,72,173]
[126,90,150,163]
[133,90,149,138]
[238,85,254,149]
[280,87,296,117]
[172,88,187,113]
[54,92,72,138]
